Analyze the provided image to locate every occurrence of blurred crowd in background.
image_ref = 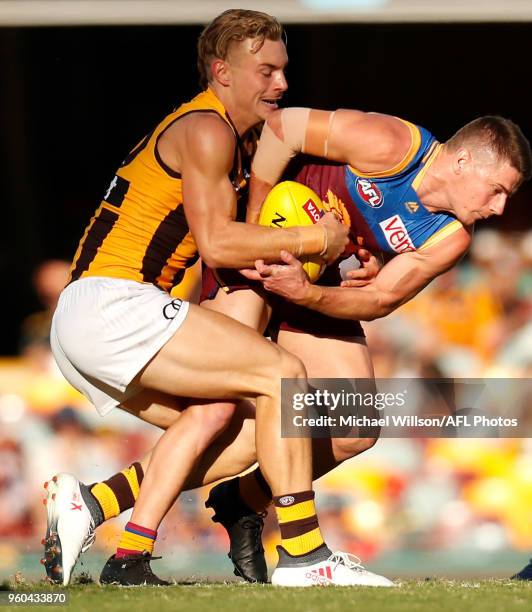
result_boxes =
[0,228,531,579]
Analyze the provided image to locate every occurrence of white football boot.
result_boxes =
[271,547,395,587]
[41,473,97,585]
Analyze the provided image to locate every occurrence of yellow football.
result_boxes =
[258,181,326,283]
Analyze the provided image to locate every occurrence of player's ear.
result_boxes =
[211,59,231,87]
[454,147,472,174]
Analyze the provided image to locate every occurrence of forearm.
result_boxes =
[203,221,325,269]
[294,283,395,321]
[252,238,466,319]
[293,255,437,320]
[246,172,273,224]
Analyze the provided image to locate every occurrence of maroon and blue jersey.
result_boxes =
[294,119,463,257]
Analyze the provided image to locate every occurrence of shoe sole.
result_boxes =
[271,568,396,588]
[42,473,94,586]
[42,476,64,585]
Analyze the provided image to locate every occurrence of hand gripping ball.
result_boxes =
[258,181,327,282]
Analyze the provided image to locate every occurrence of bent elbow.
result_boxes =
[199,237,240,268]
[380,292,401,317]
[364,292,399,321]
[199,252,218,269]
[197,242,223,269]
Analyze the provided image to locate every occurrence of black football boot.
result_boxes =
[511,559,532,580]
[206,478,268,583]
[100,552,171,586]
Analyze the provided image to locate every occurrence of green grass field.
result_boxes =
[3,579,532,612]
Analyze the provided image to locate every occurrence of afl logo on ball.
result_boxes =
[356,178,383,208]
[163,299,183,320]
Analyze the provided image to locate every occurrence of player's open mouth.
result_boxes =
[261,99,280,109]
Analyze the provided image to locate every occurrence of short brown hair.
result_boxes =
[197,9,284,89]
[446,116,532,182]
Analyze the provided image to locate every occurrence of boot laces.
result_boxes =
[81,518,96,553]
[329,551,367,574]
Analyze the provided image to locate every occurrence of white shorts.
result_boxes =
[50,277,190,416]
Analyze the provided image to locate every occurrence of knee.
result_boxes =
[253,346,306,401]
[278,347,307,380]
[333,435,380,462]
[187,402,236,438]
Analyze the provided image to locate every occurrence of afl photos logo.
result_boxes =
[163,299,183,320]
[356,178,383,208]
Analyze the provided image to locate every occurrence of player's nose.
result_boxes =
[490,196,507,216]
[275,71,288,92]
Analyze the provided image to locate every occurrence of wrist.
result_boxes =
[297,225,326,258]
[293,280,323,307]
[318,224,328,257]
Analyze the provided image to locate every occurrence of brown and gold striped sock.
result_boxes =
[90,462,144,523]
[274,490,328,558]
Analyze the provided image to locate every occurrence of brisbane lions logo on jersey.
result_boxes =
[324,190,351,227]
[356,178,383,208]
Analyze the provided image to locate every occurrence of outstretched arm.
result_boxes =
[242,228,471,321]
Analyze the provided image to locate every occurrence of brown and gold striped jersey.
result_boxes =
[69,88,246,292]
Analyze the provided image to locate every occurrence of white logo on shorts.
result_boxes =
[163,299,183,320]
[279,495,295,506]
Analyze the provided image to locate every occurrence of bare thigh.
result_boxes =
[120,388,256,431]
[276,330,374,378]
[136,303,291,401]
[201,288,271,333]
[120,389,188,429]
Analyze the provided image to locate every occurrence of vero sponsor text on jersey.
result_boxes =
[379,215,415,253]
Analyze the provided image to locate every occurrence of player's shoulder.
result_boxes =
[445,223,472,256]
[367,112,414,156]
[337,109,410,141]
[457,223,474,250]
[332,110,412,171]
[182,111,234,138]
[419,222,471,263]
[179,112,236,163]
[165,110,234,147]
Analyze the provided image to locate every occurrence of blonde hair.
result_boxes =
[446,116,531,182]
[197,9,284,89]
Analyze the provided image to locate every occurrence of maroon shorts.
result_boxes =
[200,265,365,340]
